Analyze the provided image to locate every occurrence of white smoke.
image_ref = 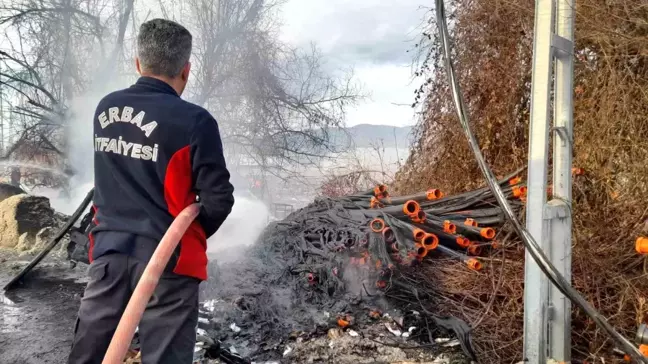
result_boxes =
[207,192,269,261]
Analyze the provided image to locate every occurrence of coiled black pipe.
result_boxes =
[433,0,646,361]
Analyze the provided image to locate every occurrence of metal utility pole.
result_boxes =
[523,0,575,362]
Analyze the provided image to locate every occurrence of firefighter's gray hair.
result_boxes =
[137,19,192,78]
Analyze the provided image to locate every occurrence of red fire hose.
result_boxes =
[102,203,201,364]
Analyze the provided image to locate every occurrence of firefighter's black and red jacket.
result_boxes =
[90,76,234,280]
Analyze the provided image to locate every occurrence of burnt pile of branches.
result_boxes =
[200,171,527,361]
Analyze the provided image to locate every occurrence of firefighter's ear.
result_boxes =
[135,57,142,75]
[181,62,191,82]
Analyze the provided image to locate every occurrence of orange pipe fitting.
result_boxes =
[512,186,522,198]
[426,189,443,200]
[466,258,483,271]
[103,203,200,364]
[402,200,420,217]
[411,210,426,224]
[443,220,457,234]
[370,196,383,209]
[636,237,648,255]
[370,218,385,233]
[480,227,496,240]
[382,227,395,243]
[412,228,427,242]
[422,233,439,250]
[468,244,483,256]
[464,218,478,227]
[415,243,428,258]
[374,184,388,198]
[509,176,522,185]
[457,237,471,248]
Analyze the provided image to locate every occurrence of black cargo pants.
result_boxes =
[67,253,200,364]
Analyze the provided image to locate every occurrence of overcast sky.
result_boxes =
[280,0,427,128]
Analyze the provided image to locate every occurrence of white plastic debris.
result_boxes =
[323,311,330,318]
[348,330,359,337]
[435,337,451,343]
[411,310,420,316]
[197,328,207,336]
[432,354,451,363]
[202,299,220,312]
[197,317,209,324]
[384,323,402,337]
[282,346,292,357]
[230,323,241,333]
[442,339,460,347]
[401,326,417,338]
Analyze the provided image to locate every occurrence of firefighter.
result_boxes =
[68,19,235,364]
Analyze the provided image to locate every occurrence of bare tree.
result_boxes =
[184,0,361,178]
[0,0,134,186]
[0,0,361,191]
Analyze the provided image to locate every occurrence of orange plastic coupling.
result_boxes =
[480,227,496,240]
[509,176,522,185]
[422,233,439,250]
[512,185,528,198]
[572,167,584,176]
[443,220,457,234]
[370,196,384,209]
[464,218,478,227]
[337,317,350,328]
[374,184,388,198]
[412,228,427,242]
[382,227,395,243]
[426,189,444,200]
[623,344,648,362]
[636,237,648,255]
[456,237,471,248]
[411,210,426,224]
[403,200,421,217]
[466,258,483,271]
[468,244,483,256]
[370,218,385,233]
[415,243,428,259]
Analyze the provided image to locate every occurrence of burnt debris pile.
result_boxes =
[200,170,527,361]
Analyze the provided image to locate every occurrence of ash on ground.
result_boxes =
[198,198,473,363]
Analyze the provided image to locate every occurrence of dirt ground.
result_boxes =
[0,249,87,364]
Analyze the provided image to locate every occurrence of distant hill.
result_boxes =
[330,124,413,149]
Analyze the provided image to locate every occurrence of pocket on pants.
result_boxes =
[88,261,107,282]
